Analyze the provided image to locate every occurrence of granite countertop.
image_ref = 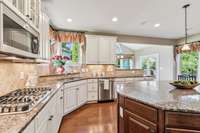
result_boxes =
[116,80,200,113]
[0,81,64,133]
[0,75,151,133]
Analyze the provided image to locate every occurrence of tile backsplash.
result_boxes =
[0,63,144,96]
[0,62,50,96]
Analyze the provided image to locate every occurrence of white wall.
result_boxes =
[135,45,175,80]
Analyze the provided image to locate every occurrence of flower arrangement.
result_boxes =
[50,55,70,74]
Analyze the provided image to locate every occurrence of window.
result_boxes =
[179,52,199,75]
[116,54,134,69]
[62,42,80,63]
[140,54,159,80]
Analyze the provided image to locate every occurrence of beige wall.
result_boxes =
[86,32,176,45]
[176,33,200,44]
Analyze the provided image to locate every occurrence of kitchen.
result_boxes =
[0,0,200,133]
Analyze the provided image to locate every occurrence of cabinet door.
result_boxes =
[59,88,64,120]
[86,35,99,64]
[124,110,157,133]
[22,120,35,133]
[64,87,77,114]
[78,83,87,106]
[109,37,116,64]
[48,96,59,133]
[99,37,110,64]
[166,128,200,133]
[99,36,116,64]
[39,12,49,59]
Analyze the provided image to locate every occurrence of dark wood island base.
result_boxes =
[118,94,200,133]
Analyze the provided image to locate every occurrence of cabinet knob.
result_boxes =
[150,129,155,133]
[60,97,63,99]
[48,115,54,121]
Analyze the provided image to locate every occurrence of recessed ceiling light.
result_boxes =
[67,18,72,22]
[112,17,118,22]
[154,23,160,28]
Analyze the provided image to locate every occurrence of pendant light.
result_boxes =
[181,4,191,51]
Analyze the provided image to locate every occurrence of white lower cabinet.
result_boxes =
[22,120,35,133]
[87,79,98,102]
[63,80,88,115]
[22,79,98,133]
[23,87,63,133]
[78,83,88,106]
[64,87,78,114]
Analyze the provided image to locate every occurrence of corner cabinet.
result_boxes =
[86,35,117,64]
[63,80,88,115]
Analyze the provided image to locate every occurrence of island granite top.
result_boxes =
[116,80,200,113]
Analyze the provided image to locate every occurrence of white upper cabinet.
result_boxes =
[39,12,50,59]
[6,0,40,29]
[86,35,99,64]
[86,35,117,64]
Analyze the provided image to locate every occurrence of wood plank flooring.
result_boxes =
[59,102,117,133]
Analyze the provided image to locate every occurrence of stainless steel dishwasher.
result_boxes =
[98,78,114,102]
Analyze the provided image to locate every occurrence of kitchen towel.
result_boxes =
[104,80,109,90]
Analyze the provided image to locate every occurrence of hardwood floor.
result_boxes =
[59,102,117,133]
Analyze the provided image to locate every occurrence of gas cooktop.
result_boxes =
[0,87,52,115]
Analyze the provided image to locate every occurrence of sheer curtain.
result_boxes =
[197,52,200,81]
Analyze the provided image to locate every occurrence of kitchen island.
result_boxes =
[117,81,200,133]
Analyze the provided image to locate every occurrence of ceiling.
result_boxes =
[42,0,200,39]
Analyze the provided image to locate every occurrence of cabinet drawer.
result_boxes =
[165,112,200,130]
[124,110,157,133]
[88,79,98,83]
[114,78,126,82]
[166,128,200,133]
[88,92,97,101]
[88,83,98,91]
[125,98,158,123]
[65,80,87,88]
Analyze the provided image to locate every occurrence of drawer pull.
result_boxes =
[150,129,155,133]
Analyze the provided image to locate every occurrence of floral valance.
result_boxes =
[57,32,86,45]
[176,41,200,54]
[49,27,86,45]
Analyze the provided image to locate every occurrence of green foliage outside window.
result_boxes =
[62,42,80,63]
[71,42,79,63]
[142,58,156,70]
[180,52,199,75]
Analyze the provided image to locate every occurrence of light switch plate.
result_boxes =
[120,107,123,118]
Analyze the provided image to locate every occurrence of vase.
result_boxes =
[56,66,65,74]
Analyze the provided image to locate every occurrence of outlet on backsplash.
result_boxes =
[25,72,38,87]
[19,72,25,80]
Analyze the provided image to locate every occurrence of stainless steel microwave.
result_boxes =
[3,15,39,56]
[1,2,40,58]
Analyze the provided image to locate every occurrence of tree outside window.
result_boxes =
[179,52,199,75]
